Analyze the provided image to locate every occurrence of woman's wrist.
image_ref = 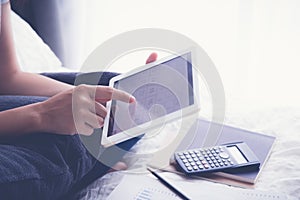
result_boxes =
[0,102,47,138]
[28,102,47,133]
[32,88,78,135]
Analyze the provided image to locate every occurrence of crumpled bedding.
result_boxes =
[75,106,300,199]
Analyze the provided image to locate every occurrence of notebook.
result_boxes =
[158,172,288,200]
[107,173,288,200]
[107,174,180,200]
[171,118,276,184]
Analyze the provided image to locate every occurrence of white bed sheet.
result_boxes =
[75,106,300,199]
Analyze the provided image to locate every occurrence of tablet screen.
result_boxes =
[107,52,194,137]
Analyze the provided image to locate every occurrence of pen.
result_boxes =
[147,167,190,200]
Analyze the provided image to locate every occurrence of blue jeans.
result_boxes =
[0,72,139,200]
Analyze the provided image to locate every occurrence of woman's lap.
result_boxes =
[0,133,95,200]
[0,72,131,199]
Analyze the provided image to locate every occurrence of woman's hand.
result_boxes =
[37,53,158,136]
[37,85,135,135]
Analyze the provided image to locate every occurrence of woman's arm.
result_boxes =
[0,84,135,138]
[0,2,157,138]
[0,3,104,138]
[0,103,42,137]
[0,2,73,96]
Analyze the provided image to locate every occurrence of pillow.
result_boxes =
[11,11,70,73]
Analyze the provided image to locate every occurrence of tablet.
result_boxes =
[101,50,200,147]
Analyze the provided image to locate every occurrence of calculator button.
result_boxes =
[187,166,193,171]
[188,150,194,154]
[206,157,211,161]
[204,164,210,169]
[185,163,190,167]
[230,161,234,165]
[185,155,191,158]
[193,157,199,161]
[210,164,215,168]
[190,162,196,166]
[196,161,202,165]
[198,165,204,170]
[194,150,200,154]
[184,152,189,155]
[220,163,224,166]
[191,154,196,158]
[198,157,204,161]
[193,166,198,170]
[182,159,188,163]
[188,158,193,162]
[215,163,220,167]
[180,155,185,160]
[219,152,230,159]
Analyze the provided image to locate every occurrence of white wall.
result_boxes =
[80,0,300,109]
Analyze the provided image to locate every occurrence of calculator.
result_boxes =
[174,142,260,174]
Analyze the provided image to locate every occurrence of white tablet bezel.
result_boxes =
[101,49,200,147]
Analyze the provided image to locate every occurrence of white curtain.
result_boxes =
[79,0,300,108]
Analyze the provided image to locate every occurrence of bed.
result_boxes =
[68,107,299,199]
[13,10,300,200]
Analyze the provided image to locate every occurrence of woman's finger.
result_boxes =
[87,112,104,128]
[146,52,158,64]
[112,89,135,103]
[75,121,94,135]
[95,86,135,103]
[90,101,107,118]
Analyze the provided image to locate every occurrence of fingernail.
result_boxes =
[129,96,136,103]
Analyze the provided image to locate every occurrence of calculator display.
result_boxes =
[227,146,247,164]
[174,142,260,174]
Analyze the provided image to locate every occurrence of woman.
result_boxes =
[0,1,157,199]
